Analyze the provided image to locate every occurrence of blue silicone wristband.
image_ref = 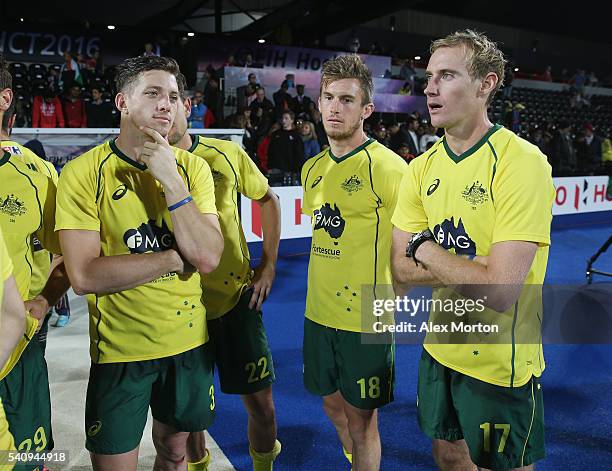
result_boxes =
[168,195,193,212]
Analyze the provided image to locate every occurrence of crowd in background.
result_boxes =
[6,44,612,184]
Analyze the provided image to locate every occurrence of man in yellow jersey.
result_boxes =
[391,30,554,470]
[56,56,223,471]
[0,53,71,471]
[1,103,66,354]
[0,228,26,471]
[167,76,282,471]
[300,55,407,470]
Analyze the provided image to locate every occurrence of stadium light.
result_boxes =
[107,25,116,30]
[20,18,24,22]
[514,67,519,72]
[258,39,266,44]
[414,56,421,60]
[187,32,195,37]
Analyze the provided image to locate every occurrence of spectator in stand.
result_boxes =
[395,142,415,164]
[62,85,87,128]
[205,76,222,125]
[572,69,587,93]
[587,71,599,87]
[47,68,60,93]
[542,65,553,82]
[257,122,281,172]
[560,68,570,83]
[398,82,412,95]
[273,80,292,119]
[530,127,550,155]
[404,115,420,157]
[576,123,603,169]
[188,91,207,129]
[267,111,304,173]
[399,59,417,87]
[236,72,259,110]
[372,123,389,146]
[299,120,321,160]
[309,105,329,150]
[86,86,114,128]
[142,42,159,57]
[15,98,30,127]
[502,63,514,99]
[32,89,65,128]
[388,121,410,152]
[292,84,313,116]
[419,123,440,153]
[250,87,275,138]
[551,121,576,174]
[59,51,82,89]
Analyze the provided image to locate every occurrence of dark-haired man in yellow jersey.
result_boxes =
[167,77,282,471]
[301,55,407,470]
[56,56,223,471]
[391,30,554,471]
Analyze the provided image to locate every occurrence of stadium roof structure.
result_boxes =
[1,1,604,45]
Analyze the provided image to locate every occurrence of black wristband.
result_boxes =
[406,229,435,266]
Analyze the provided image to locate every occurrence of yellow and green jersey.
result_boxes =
[1,140,59,299]
[392,124,555,387]
[301,138,408,333]
[56,139,218,364]
[0,153,54,380]
[188,135,269,319]
[0,227,12,307]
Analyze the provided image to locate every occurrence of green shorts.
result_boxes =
[303,318,395,410]
[85,343,215,455]
[208,288,275,395]
[417,349,545,469]
[0,341,53,471]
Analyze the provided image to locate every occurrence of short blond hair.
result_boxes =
[430,29,506,105]
[320,55,373,105]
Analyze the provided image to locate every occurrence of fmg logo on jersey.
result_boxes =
[313,203,345,239]
[433,217,476,257]
[123,220,174,254]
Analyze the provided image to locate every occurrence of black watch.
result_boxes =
[406,229,435,266]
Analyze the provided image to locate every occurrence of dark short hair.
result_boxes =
[91,86,102,94]
[282,110,295,121]
[115,56,183,95]
[0,53,11,90]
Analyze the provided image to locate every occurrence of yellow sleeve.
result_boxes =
[0,230,13,282]
[34,176,61,254]
[45,160,59,185]
[236,145,268,201]
[491,153,554,246]
[55,158,100,232]
[188,157,218,215]
[391,160,430,234]
[377,157,410,219]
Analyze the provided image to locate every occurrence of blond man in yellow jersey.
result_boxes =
[56,56,223,471]
[391,30,554,471]
[301,56,408,471]
[168,77,282,471]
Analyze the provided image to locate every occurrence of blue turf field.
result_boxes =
[208,220,612,470]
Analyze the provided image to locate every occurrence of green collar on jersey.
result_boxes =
[443,124,502,163]
[110,138,147,170]
[188,134,200,153]
[0,150,10,167]
[329,138,375,164]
